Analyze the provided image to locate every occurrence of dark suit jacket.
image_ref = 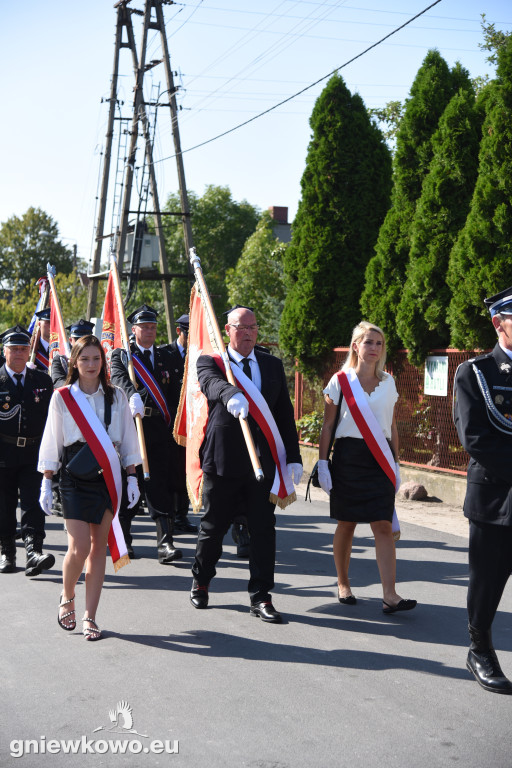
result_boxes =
[197,350,301,478]
[110,344,176,445]
[453,343,512,525]
[50,353,69,389]
[0,365,53,467]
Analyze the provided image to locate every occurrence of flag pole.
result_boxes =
[189,247,264,482]
[109,251,150,481]
[46,265,71,358]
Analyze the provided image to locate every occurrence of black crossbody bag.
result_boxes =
[305,392,343,501]
[66,395,112,482]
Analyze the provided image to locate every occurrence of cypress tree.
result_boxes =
[360,51,460,352]
[396,80,482,365]
[447,36,512,350]
[279,74,391,376]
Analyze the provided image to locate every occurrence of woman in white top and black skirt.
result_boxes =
[38,335,142,639]
[317,321,416,614]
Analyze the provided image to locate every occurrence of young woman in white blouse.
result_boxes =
[38,336,141,639]
[317,321,416,614]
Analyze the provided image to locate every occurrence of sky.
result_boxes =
[1,0,511,271]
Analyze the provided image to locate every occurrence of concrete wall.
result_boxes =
[299,443,466,507]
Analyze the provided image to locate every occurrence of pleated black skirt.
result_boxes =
[59,442,111,525]
[329,437,394,523]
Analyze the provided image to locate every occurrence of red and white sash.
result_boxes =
[132,355,171,427]
[57,383,129,571]
[338,368,400,534]
[213,354,296,508]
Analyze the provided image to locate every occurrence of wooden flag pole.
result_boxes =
[29,278,50,365]
[46,265,71,359]
[189,247,264,482]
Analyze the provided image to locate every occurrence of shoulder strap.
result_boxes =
[327,374,344,458]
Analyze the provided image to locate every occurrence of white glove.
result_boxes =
[126,475,140,509]
[226,393,249,419]
[287,463,303,485]
[129,393,144,418]
[317,459,332,495]
[395,461,402,493]
[39,477,54,516]
[26,361,37,370]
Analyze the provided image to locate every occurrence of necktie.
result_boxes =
[241,357,252,380]
[14,373,23,398]
[142,349,153,371]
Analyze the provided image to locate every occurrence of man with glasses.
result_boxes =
[190,305,302,623]
[454,284,512,694]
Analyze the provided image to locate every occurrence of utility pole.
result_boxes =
[86,0,194,340]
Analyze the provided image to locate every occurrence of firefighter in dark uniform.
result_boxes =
[110,305,182,564]
[51,319,95,388]
[0,326,55,576]
[159,314,197,534]
[453,285,512,695]
[32,307,51,371]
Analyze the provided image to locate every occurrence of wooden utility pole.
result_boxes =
[86,0,194,340]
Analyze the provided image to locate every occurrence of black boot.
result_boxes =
[120,517,136,559]
[24,535,55,577]
[0,538,16,573]
[155,517,182,564]
[173,493,197,534]
[467,624,512,695]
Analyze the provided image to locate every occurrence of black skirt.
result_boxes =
[59,442,112,525]
[329,437,395,523]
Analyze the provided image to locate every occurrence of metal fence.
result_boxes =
[294,347,483,476]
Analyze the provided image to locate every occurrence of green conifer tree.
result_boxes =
[279,74,391,376]
[396,81,482,365]
[360,51,460,352]
[447,36,512,350]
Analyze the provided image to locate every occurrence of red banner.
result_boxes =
[174,285,218,513]
[48,291,66,363]
[101,271,123,372]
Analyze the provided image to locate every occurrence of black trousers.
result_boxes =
[468,519,512,631]
[192,472,276,603]
[0,464,45,540]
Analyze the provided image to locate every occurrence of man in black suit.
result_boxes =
[31,307,51,372]
[110,305,182,564]
[51,319,95,388]
[454,285,512,694]
[159,314,197,534]
[0,326,55,576]
[190,305,302,622]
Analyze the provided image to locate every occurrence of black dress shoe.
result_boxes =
[338,594,357,605]
[250,601,282,623]
[173,516,198,534]
[467,625,512,694]
[190,580,209,609]
[127,544,138,559]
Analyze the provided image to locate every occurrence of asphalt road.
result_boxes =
[1,488,511,768]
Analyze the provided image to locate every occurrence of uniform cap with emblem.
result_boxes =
[484,286,512,317]
[34,308,51,321]
[65,319,95,338]
[176,314,189,332]
[0,325,31,347]
[222,304,254,317]
[127,304,158,324]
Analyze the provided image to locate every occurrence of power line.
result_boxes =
[153,0,443,163]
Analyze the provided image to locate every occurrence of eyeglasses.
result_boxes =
[228,324,259,331]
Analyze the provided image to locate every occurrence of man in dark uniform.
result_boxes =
[159,314,197,534]
[51,319,95,388]
[190,305,303,622]
[453,285,512,694]
[32,307,51,372]
[0,326,55,576]
[110,305,182,564]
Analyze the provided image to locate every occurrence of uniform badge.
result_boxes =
[500,362,512,373]
[5,395,10,402]
[2,403,9,410]
[505,414,512,422]
[495,394,505,405]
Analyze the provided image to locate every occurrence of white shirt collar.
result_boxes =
[228,346,256,363]
[136,343,154,356]
[6,365,27,381]
[40,338,49,352]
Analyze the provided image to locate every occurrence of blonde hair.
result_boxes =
[342,321,387,379]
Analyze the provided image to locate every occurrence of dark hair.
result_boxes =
[65,335,115,404]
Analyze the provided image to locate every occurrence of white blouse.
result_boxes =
[323,371,398,440]
[38,383,141,472]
